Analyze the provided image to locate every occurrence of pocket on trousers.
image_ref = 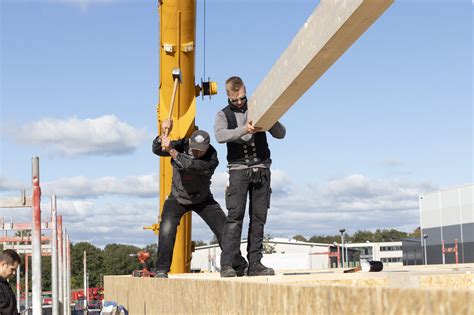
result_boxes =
[225,186,238,210]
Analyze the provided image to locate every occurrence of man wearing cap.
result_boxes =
[214,76,286,277]
[152,119,247,278]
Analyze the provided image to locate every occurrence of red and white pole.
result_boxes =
[58,215,63,314]
[25,255,29,311]
[31,157,42,315]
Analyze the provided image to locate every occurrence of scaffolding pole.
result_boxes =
[25,255,29,312]
[16,264,20,313]
[58,215,63,314]
[83,251,87,311]
[31,156,42,315]
[51,196,59,315]
[62,231,68,315]
[66,234,71,315]
[0,157,66,315]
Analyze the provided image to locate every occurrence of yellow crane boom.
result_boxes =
[157,0,196,273]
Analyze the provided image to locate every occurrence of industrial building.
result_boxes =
[345,242,403,267]
[191,238,406,271]
[191,238,334,272]
[419,184,473,264]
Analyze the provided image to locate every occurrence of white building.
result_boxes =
[191,238,334,272]
[419,184,473,264]
[345,242,403,267]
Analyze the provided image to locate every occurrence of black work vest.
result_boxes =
[222,105,271,166]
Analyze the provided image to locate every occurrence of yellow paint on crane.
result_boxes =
[157,0,197,273]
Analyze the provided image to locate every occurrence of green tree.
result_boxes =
[308,234,340,244]
[373,229,408,242]
[349,230,375,243]
[71,242,104,289]
[41,256,52,291]
[102,244,141,276]
[292,234,307,242]
[410,227,421,239]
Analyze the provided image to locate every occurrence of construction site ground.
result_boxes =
[105,263,473,314]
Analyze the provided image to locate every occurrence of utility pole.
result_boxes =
[83,251,87,312]
[339,229,346,268]
[51,196,59,315]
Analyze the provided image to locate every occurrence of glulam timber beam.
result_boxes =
[249,0,394,130]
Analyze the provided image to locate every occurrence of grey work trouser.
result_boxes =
[220,167,271,266]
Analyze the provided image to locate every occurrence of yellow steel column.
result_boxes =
[157,0,196,273]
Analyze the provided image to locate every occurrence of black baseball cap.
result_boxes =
[189,130,210,151]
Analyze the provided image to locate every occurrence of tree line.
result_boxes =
[2,242,158,291]
[292,227,421,244]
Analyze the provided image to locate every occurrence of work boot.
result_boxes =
[154,270,168,278]
[247,261,275,276]
[234,262,248,277]
[220,265,237,278]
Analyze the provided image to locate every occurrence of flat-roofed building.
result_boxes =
[345,242,403,267]
[191,238,340,272]
[419,184,473,264]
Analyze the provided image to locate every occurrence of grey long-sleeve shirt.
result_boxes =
[214,108,286,170]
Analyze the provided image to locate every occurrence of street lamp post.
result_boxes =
[423,234,429,265]
[339,229,346,268]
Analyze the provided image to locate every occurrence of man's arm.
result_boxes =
[214,111,248,143]
[268,121,286,139]
[152,136,170,156]
[175,149,219,175]
[152,137,186,157]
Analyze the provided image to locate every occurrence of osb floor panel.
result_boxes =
[104,264,474,314]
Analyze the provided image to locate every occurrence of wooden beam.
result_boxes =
[249,0,394,130]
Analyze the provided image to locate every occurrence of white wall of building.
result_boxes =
[191,238,332,272]
[345,242,403,267]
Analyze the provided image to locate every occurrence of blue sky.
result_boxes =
[1,0,472,247]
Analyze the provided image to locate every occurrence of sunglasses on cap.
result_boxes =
[229,96,247,104]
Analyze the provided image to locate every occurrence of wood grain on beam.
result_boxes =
[249,0,394,130]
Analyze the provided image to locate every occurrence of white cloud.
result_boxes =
[0,176,26,192]
[210,171,434,241]
[0,171,438,247]
[43,198,158,247]
[267,173,436,238]
[13,115,150,157]
[50,0,116,11]
[42,173,158,198]
[383,158,403,167]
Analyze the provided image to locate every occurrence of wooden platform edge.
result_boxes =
[104,276,474,314]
